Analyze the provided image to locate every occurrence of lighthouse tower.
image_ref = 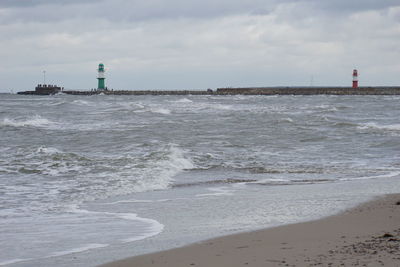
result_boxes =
[352,69,358,89]
[97,63,106,90]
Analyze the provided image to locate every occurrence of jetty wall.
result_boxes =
[215,87,400,95]
[62,90,211,96]
[42,87,400,96]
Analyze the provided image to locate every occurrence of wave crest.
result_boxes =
[358,122,400,132]
[1,115,55,128]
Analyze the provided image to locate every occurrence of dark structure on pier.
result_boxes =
[18,84,63,95]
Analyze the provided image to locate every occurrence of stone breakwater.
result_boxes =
[216,86,400,95]
[61,87,400,96]
[63,90,211,95]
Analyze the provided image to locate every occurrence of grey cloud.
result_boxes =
[0,0,98,8]
[1,0,399,92]
[303,0,400,14]
[3,0,399,26]
[0,0,281,24]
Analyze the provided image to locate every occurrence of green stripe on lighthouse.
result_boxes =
[97,63,106,90]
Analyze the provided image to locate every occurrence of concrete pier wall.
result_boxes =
[61,87,400,96]
[62,90,211,96]
[215,87,400,95]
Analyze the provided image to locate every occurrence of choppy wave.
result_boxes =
[130,104,172,115]
[314,104,338,112]
[196,187,235,197]
[47,100,67,106]
[132,145,194,193]
[358,122,400,132]
[9,146,89,176]
[36,146,63,155]
[190,165,326,174]
[173,178,257,188]
[340,171,400,181]
[0,115,56,128]
[174,98,193,103]
[332,121,359,128]
[71,100,92,106]
[174,177,334,188]
[2,144,194,211]
[150,108,171,115]
[2,94,400,266]
[6,144,193,214]
[279,117,294,123]
[213,104,234,111]
[253,178,334,186]
[0,115,117,132]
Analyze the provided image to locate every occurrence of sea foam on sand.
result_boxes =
[99,194,400,267]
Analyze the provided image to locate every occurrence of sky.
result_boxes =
[0,0,400,92]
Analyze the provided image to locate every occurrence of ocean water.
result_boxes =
[0,94,400,266]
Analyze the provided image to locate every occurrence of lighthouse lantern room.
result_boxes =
[97,63,106,90]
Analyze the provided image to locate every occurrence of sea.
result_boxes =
[1,93,400,266]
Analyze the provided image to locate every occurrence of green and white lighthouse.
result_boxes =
[97,63,106,90]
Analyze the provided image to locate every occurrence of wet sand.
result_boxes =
[100,194,400,267]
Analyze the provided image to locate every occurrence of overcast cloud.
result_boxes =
[1,0,399,92]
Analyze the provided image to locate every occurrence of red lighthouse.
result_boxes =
[352,69,358,89]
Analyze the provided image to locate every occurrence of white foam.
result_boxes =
[213,104,234,111]
[133,145,194,193]
[252,178,288,184]
[0,258,32,266]
[104,199,171,204]
[71,99,95,106]
[48,101,67,106]
[42,163,84,176]
[280,118,293,123]
[196,187,235,197]
[36,146,62,155]
[358,122,400,132]
[1,115,55,128]
[315,104,338,112]
[49,243,109,257]
[167,146,195,170]
[150,108,171,115]
[175,98,193,103]
[21,146,86,176]
[68,206,164,243]
[340,171,400,181]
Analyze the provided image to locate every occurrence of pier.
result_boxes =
[60,87,400,96]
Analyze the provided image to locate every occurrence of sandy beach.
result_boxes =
[100,194,400,267]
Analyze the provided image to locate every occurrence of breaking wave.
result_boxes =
[0,115,55,128]
[132,145,194,193]
[358,122,400,132]
[150,108,171,115]
[174,98,193,103]
[71,100,92,106]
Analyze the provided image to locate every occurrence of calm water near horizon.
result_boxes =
[1,94,400,266]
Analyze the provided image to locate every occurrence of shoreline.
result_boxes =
[99,193,400,267]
